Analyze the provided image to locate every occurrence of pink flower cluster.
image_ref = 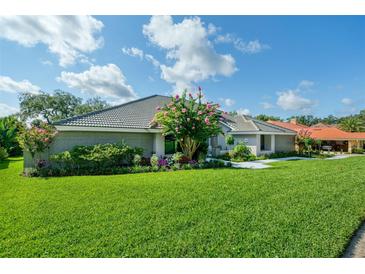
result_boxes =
[204,117,210,125]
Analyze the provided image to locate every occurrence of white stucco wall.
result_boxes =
[24,131,157,168]
[214,126,295,156]
[215,126,258,155]
[274,135,295,152]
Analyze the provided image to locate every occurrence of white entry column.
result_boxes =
[255,134,261,156]
[153,133,165,157]
[271,134,276,153]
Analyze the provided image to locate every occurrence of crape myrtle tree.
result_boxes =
[153,89,223,160]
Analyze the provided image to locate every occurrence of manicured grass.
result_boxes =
[1,157,365,258]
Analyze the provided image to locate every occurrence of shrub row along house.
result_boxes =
[24,95,297,168]
[268,119,365,153]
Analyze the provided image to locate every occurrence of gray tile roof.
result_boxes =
[55,94,295,134]
[222,114,296,134]
[54,95,172,129]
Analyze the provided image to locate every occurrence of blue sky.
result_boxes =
[0,15,364,118]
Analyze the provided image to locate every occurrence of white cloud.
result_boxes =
[341,98,353,106]
[0,16,104,67]
[144,54,160,67]
[0,75,40,94]
[122,47,144,60]
[236,108,251,115]
[260,102,274,109]
[276,90,314,112]
[57,64,137,102]
[41,60,53,66]
[0,103,19,117]
[143,16,236,92]
[298,80,314,90]
[122,47,160,68]
[215,34,270,54]
[219,97,235,107]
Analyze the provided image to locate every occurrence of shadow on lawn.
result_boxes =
[0,158,23,170]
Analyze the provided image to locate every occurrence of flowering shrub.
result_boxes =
[18,124,57,157]
[296,129,315,154]
[154,89,222,160]
[158,158,168,167]
[150,154,159,167]
[229,142,252,161]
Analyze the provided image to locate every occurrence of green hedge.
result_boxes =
[45,141,143,175]
[352,148,364,154]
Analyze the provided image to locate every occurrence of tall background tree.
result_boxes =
[19,90,110,123]
[286,115,321,126]
[340,116,365,132]
[255,114,282,122]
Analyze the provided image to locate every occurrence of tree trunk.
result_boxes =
[179,136,200,160]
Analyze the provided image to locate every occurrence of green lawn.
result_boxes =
[1,157,365,258]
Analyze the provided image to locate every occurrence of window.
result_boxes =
[260,135,271,151]
[164,135,176,154]
[260,135,265,150]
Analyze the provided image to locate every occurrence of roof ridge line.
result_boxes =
[53,94,167,125]
[254,118,297,133]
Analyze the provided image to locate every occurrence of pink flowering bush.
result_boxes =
[18,124,57,157]
[153,89,222,159]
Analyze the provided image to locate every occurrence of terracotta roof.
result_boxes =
[268,120,365,140]
[268,120,309,132]
[311,123,338,128]
[308,127,365,140]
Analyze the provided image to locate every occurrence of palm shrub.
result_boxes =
[171,152,183,163]
[0,115,25,156]
[0,146,8,161]
[153,89,222,160]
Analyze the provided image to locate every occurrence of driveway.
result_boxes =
[208,154,362,169]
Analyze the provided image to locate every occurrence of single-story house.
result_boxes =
[24,95,296,168]
[268,119,365,153]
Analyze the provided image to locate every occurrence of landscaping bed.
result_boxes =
[1,156,365,257]
[24,142,229,177]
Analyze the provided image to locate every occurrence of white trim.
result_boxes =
[249,120,260,131]
[55,125,162,133]
[219,120,235,130]
[230,131,296,136]
[271,134,276,152]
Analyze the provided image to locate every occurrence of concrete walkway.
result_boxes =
[208,154,361,169]
[342,221,365,258]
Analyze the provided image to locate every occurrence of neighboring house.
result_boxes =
[24,95,296,168]
[211,114,296,156]
[268,119,365,153]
